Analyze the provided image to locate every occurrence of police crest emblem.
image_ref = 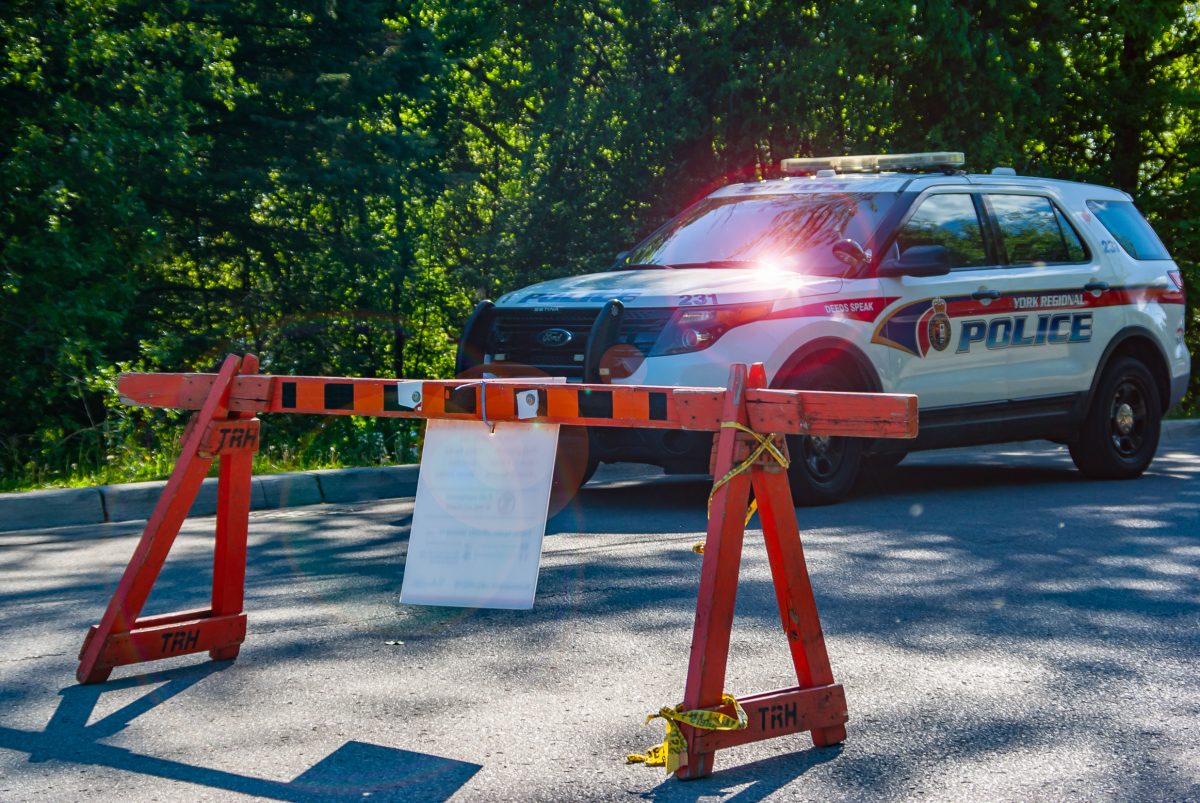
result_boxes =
[928,297,951,352]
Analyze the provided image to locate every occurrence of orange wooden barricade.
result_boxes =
[77,354,917,779]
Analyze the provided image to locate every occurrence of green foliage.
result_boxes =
[2,0,1197,489]
[1,0,244,481]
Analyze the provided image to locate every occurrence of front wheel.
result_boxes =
[1068,357,1162,479]
[548,426,597,514]
[866,451,907,471]
[783,364,865,506]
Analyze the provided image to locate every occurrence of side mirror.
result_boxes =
[877,244,951,277]
[832,239,872,271]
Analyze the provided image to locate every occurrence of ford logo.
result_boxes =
[537,328,573,347]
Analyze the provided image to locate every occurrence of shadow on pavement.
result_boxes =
[0,663,479,801]
[639,745,842,802]
[2,438,1195,799]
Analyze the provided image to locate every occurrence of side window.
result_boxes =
[1085,200,1172,260]
[990,194,1088,265]
[896,194,987,269]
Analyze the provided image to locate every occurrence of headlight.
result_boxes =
[650,302,774,356]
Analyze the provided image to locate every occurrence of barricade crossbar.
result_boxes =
[79,354,918,780]
[118,372,918,437]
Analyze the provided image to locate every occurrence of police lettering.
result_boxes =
[957,313,1092,353]
[518,292,640,305]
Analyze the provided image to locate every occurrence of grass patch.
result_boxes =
[1,415,424,493]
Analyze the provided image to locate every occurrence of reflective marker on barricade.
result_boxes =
[81,354,918,780]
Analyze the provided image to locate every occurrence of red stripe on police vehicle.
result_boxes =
[871,285,1182,358]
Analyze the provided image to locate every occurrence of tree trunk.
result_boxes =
[1110,30,1145,194]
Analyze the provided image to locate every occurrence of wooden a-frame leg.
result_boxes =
[676,364,753,780]
[209,355,258,661]
[746,361,845,747]
[76,356,243,684]
[751,463,847,747]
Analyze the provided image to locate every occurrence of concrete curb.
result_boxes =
[256,472,324,510]
[2,419,1197,533]
[0,465,421,533]
[307,466,420,503]
[1162,417,1200,442]
[0,486,106,532]
[102,479,221,523]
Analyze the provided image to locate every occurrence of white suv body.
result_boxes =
[457,154,1190,503]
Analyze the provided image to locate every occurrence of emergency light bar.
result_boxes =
[781,151,965,175]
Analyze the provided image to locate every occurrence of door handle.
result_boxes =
[1084,280,1110,293]
[971,289,1001,300]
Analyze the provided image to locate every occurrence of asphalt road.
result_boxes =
[1,434,1198,801]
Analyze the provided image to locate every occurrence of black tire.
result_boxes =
[866,451,907,471]
[782,364,865,506]
[859,450,907,491]
[548,426,596,514]
[1069,357,1162,479]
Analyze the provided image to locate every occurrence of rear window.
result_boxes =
[1086,200,1171,260]
[990,194,1088,265]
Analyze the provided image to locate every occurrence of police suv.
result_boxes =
[456,152,1190,505]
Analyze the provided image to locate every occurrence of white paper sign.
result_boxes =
[400,415,560,609]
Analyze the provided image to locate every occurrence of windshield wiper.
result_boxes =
[669,260,760,269]
[612,262,675,271]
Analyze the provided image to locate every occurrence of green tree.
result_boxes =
[3,0,1198,489]
[145,0,458,379]
[1042,0,1200,405]
[0,0,242,477]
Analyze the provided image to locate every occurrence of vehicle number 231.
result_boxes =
[678,293,718,306]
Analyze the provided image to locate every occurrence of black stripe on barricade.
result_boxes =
[578,388,613,419]
[281,381,297,410]
[648,392,667,421]
[382,385,402,412]
[324,383,355,410]
[444,386,477,414]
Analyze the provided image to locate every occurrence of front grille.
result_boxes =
[491,307,673,379]
[621,308,676,353]
[493,308,597,377]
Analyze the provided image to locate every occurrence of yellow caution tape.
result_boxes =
[626,693,748,773]
[705,422,789,527]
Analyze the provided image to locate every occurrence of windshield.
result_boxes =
[623,192,899,274]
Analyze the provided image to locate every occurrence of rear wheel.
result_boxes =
[783,364,865,506]
[1068,357,1161,479]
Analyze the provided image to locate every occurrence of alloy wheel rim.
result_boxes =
[1109,379,1148,457]
[803,434,845,481]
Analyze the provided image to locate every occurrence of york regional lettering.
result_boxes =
[957,312,1092,353]
[1013,292,1086,310]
